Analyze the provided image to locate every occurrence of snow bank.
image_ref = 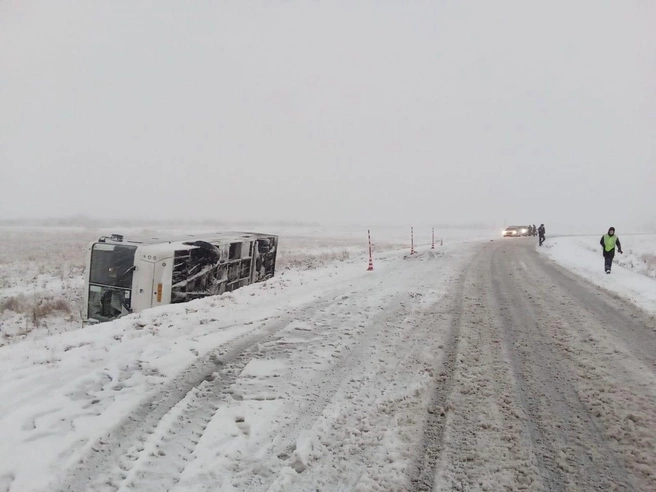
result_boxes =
[0,235,485,491]
[0,224,490,491]
[538,234,656,314]
[0,252,376,491]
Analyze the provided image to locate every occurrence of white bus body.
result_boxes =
[83,232,278,323]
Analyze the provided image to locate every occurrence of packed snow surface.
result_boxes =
[0,226,480,491]
[2,231,656,491]
[538,234,656,314]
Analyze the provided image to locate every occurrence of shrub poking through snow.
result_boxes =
[1,295,71,317]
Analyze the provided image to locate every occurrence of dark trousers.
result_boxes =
[604,251,614,271]
[539,234,545,246]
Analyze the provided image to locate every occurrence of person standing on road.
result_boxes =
[600,227,623,274]
[532,224,537,236]
[538,224,546,246]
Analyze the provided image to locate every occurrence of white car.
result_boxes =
[503,226,530,237]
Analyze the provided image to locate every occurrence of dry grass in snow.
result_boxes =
[0,226,404,346]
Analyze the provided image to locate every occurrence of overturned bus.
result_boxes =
[83,232,278,322]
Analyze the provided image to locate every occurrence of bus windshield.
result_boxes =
[90,243,137,288]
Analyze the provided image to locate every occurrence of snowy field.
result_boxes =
[0,224,487,347]
[0,224,489,491]
[538,234,656,314]
[2,229,656,491]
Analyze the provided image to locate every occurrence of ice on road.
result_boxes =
[2,239,656,491]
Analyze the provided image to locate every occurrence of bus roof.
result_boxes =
[98,231,277,247]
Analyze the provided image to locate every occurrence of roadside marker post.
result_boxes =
[411,227,416,255]
[432,228,435,249]
[367,230,374,271]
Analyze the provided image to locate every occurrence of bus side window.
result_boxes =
[172,250,191,303]
[173,251,190,283]
[257,239,271,254]
[229,242,242,260]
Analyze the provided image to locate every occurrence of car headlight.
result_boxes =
[521,229,527,233]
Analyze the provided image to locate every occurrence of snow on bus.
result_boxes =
[83,232,278,322]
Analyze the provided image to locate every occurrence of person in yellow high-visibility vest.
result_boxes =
[600,227,623,274]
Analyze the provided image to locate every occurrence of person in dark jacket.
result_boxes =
[600,227,623,274]
[532,224,537,236]
[538,224,546,246]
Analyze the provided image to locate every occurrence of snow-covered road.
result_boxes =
[2,238,656,491]
[414,238,656,492]
[44,242,477,492]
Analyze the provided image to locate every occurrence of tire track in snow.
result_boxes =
[116,384,214,491]
[490,243,635,491]
[257,292,415,491]
[175,249,476,492]
[55,302,332,492]
[283,295,459,492]
[412,246,546,492]
[428,249,544,491]
[174,286,394,491]
[539,258,656,372]
[267,295,409,464]
[515,246,656,490]
[409,259,470,491]
[411,240,648,491]
[117,348,260,492]
[225,278,417,490]
[60,273,399,492]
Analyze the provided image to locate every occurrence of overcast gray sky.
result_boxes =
[1,0,655,230]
